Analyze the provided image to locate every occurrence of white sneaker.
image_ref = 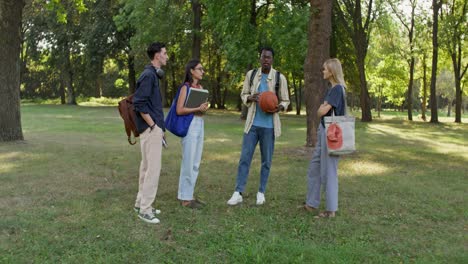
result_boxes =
[256,192,265,205]
[138,212,160,224]
[134,207,161,215]
[227,192,243,205]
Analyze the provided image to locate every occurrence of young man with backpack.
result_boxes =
[132,42,168,224]
[227,47,290,206]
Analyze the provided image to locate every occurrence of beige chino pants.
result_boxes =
[135,126,163,215]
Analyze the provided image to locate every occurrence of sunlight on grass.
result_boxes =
[0,152,22,173]
[368,123,468,160]
[345,160,390,176]
[205,153,237,162]
[0,162,16,174]
[205,137,233,143]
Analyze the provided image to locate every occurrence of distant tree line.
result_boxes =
[1,0,466,142]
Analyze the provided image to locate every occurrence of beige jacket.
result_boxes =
[241,67,290,138]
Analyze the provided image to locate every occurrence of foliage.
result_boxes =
[18,0,467,114]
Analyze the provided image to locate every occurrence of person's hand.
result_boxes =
[247,93,260,102]
[273,104,284,113]
[198,102,209,112]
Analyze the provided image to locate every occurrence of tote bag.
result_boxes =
[165,83,194,137]
[324,86,356,155]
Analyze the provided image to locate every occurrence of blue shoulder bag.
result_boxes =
[165,83,194,137]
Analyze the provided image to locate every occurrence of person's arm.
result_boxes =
[133,74,155,127]
[176,84,208,115]
[317,102,332,118]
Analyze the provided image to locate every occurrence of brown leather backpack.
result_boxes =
[118,94,139,145]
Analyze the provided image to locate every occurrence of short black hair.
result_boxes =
[147,42,166,60]
[259,47,274,58]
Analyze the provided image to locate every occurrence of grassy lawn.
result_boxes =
[1,105,467,263]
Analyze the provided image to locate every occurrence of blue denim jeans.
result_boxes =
[178,116,204,200]
[235,125,275,193]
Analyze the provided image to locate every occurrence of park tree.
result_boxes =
[113,1,137,94]
[437,69,456,116]
[335,0,381,122]
[0,0,26,141]
[440,0,467,123]
[367,15,408,115]
[191,0,202,59]
[117,0,192,105]
[303,0,332,147]
[82,0,117,98]
[429,0,442,123]
[204,0,278,117]
[388,0,418,120]
[42,0,88,105]
[271,1,309,115]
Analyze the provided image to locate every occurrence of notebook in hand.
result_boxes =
[185,88,209,108]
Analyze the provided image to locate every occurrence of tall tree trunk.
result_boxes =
[390,0,416,121]
[355,47,372,121]
[240,0,259,119]
[451,34,466,123]
[406,2,416,121]
[63,42,76,105]
[95,59,103,98]
[0,0,25,142]
[453,51,463,123]
[430,0,441,123]
[336,0,374,122]
[192,0,202,59]
[421,53,428,121]
[292,74,302,115]
[127,52,136,94]
[304,0,332,147]
[59,81,66,105]
[407,57,415,120]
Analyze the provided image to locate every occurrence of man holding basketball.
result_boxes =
[227,47,290,206]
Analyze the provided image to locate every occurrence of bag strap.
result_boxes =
[250,68,281,99]
[173,83,191,108]
[275,71,281,100]
[330,85,347,119]
[249,68,258,91]
[341,85,348,116]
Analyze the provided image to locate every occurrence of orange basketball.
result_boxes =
[259,91,278,113]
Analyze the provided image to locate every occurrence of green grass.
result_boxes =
[1,105,467,263]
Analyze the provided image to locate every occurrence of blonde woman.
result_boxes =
[304,58,346,218]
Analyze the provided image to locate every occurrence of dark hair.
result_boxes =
[259,47,274,58]
[184,59,201,84]
[147,42,166,60]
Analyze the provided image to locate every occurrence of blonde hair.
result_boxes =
[324,58,346,88]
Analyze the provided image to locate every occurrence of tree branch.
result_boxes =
[335,1,353,37]
[388,1,410,32]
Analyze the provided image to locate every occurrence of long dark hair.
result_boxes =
[184,59,201,84]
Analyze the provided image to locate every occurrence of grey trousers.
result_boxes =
[306,125,339,212]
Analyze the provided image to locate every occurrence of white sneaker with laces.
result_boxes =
[256,192,265,205]
[138,212,160,224]
[134,207,161,215]
[227,191,243,205]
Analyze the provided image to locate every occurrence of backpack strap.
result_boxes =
[249,68,258,90]
[250,69,281,100]
[275,71,281,100]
